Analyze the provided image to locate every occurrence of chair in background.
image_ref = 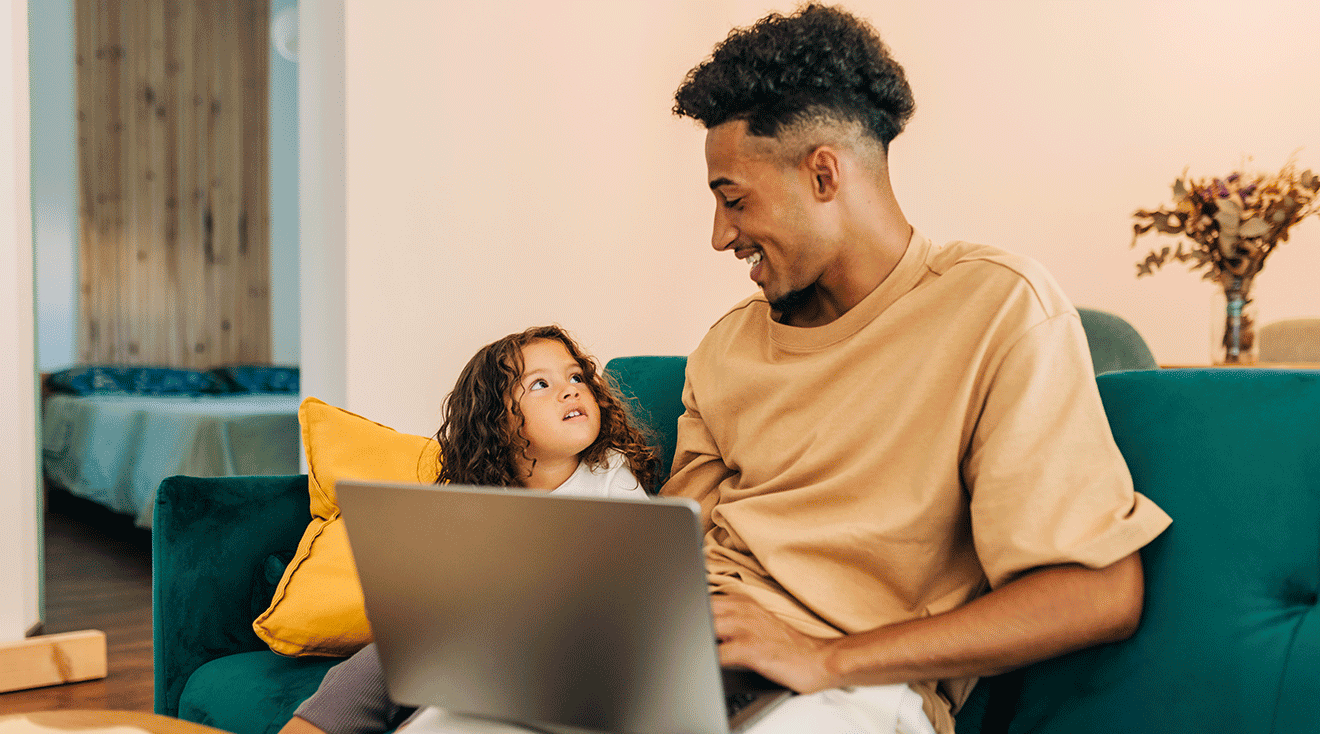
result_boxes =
[1076,308,1159,374]
[1258,318,1320,363]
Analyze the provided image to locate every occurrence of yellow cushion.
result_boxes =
[252,397,439,657]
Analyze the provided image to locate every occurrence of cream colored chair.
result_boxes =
[1258,318,1320,363]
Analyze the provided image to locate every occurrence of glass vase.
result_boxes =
[1210,277,1259,365]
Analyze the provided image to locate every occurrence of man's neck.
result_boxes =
[776,221,913,329]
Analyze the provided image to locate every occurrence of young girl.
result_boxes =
[281,325,658,734]
[434,324,658,495]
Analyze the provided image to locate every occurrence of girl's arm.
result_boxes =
[282,643,417,734]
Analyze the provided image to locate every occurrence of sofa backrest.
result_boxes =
[606,359,1320,733]
[603,356,688,486]
[1008,368,1320,734]
[1076,307,1159,374]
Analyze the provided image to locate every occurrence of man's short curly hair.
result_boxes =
[673,3,915,152]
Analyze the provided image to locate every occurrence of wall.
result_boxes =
[30,0,75,371]
[338,1,755,433]
[299,0,346,410]
[30,0,301,371]
[270,0,299,365]
[1,0,40,640]
[874,0,1320,367]
[332,0,1318,436]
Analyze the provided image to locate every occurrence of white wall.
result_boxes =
[299,0,347,410]
[325,0,1319,435]
[1,0,41,641]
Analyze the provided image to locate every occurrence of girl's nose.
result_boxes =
[562,382,579,399]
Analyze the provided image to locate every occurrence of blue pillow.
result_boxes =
[46,366,231,396]
[210,365,300,394]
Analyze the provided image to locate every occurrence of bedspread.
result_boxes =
[42,393,301,528]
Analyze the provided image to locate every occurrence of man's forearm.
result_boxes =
[819,552,1144,688]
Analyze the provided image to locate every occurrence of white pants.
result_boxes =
[397,683,936,734]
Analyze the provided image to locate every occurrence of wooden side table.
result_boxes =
[0,711,228,734]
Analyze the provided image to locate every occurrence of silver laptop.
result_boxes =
[336,480,791,734]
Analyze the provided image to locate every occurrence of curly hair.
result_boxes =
[434,326,660,492]
[672,3,915,152]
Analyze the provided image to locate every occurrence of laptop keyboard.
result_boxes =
[726,691,761,719]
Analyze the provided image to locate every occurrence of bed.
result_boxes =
[41,365,301,529]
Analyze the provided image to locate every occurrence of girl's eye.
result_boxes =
[569,374,584,384]
[529,378,549,390]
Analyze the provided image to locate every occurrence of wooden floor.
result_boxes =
[0,491,155,713]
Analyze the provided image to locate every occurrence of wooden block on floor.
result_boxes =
[0,630,107,693]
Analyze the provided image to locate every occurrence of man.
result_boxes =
[284,5,1169,734]
[661,3,1170,733]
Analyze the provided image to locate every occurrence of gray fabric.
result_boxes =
[293,644,416,734]
[1258,317,1320,362]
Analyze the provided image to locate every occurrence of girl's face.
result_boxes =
[512,338,601,468]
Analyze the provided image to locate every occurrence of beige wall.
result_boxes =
[337,0,1320,434]
[878,0,1320,367]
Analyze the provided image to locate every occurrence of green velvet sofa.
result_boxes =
[154,360,1320,734]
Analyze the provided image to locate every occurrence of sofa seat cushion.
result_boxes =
[179,650,342,734]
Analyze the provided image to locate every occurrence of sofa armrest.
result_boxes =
[153,474,310,717]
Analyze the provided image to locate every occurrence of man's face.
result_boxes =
[704,120,830,310]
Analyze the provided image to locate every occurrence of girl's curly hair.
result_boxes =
[434,325,659,492]
[673,3,915,151]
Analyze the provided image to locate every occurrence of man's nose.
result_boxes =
[712,207,736,251]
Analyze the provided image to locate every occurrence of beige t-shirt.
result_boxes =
[663,230,1171,733]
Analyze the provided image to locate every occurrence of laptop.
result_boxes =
[336,479,793,734]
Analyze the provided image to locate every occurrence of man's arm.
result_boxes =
[659,376,732,531]
[713,551,1144,693]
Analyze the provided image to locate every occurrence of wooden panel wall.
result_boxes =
[75,0,271,368]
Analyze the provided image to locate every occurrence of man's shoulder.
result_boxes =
[684,292,770,371]
[702,292,769,338]
[928,240,1074,319]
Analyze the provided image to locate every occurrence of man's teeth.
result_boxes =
[745,252,763,267]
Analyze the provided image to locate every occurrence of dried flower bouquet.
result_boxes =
[1132,161,1320,288]
[1131,161,1320,362]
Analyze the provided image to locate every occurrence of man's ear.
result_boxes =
[805,146,841,202]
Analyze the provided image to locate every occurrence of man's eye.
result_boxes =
[723,197,743,209]
[529,379,549,390]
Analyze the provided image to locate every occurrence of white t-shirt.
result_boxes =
[548,450,647,499]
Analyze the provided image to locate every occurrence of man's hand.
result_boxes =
[712,593,835,694]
